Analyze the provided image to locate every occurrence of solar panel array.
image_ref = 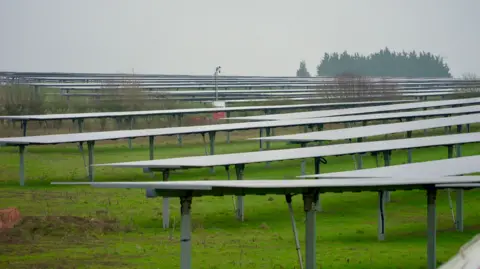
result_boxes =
[2,79,480,269]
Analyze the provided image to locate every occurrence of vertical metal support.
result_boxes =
[162,170,170,229]
[286,195,304,269]
[21,120,27,136]
[466,124,470,133]
[177,114,183,146]
[77,119,84,133]
[77,142,88,175]
[265,127,272,167]
[224,165,236,212]
[300,143,307,175]
[427,188,437,269]
[87,141,95,182]
[149,136,154,160]
[226,111,231,144]
[446,145,456,227]
[373,152,380,167]
[180,196,193,269]
[407,129,413,163]
[452,126,465,232]
[201,133,209,156]
[303,192,317,269]
[378,191,386,241]
[259,128,264,150]
[128,117,134,149]
[314,157,322,212]
[209,131,216,174]
[456,189,464,232]
[235,164,245,221]
[383,151,391,202]
[456,125,463,157]
[265,127,271,150]
[356,137,363,170]
[447,145,453,159]
[19,145,25,186]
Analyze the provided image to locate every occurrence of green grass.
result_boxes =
[1,127,480,268]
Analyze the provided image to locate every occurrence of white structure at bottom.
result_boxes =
[439,234,480,269]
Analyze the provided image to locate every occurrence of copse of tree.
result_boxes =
[296,60,311,77]
[316,47,451,78]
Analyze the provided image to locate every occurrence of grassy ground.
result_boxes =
[1,127,480,268]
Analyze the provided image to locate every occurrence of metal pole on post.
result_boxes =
[214,66,221,101]
[427,188,437,269]
[149,136,155,160]
[162,170,170,229]
[21,120,27,137]
[180,196,193,269]
[209,131,216,174]
[128,117,134,149]
[87,141,95,182]
[235,164,245,221]
[19,145,26,186]
[303,192,317,269]
[378,191,386,241]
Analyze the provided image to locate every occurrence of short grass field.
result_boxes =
[1,126,480,268]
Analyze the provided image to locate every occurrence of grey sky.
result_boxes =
[0,0,478,77]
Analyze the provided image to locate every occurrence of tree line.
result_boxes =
[296,47,452,78]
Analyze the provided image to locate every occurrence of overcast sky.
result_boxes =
[0,0,478,77]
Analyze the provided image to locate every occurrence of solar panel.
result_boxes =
[52,176,480,195]
[95,132,480,169]
[254,113,480,142]
[228,97,480,121]
[0,99,411,121]
[1,106,478,146]
[299,155,480,178]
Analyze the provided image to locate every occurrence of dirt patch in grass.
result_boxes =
[1,255,131,269]
[0,215,131,244]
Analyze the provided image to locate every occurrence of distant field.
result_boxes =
[1,124,480,268]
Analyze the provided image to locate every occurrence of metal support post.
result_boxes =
[180,196,193,269]
[378,191,386,241]
[303,192,317,269]
[314,157,323,212]
[300,143,307,175]
[209,131,216,174]
[265,127,271,151]
[149,136,155,160]
[225,166,236,212]
[77,119,84,133]
[383,151,391,202]
[87,141,95,181]
[427,188,437,269]
[235,164,245,221]
[177,114,183,146]
[162,170,171,229]
[356,137,363,169]
[21,120,27,136]
[77,142,88,176]
[406,126,412,162]
[128,117,134,149]
[226,111,231,143]
[455,187,464,232]
[286,194,304,269]
[259,128,264,150]
[19,145,26,186]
